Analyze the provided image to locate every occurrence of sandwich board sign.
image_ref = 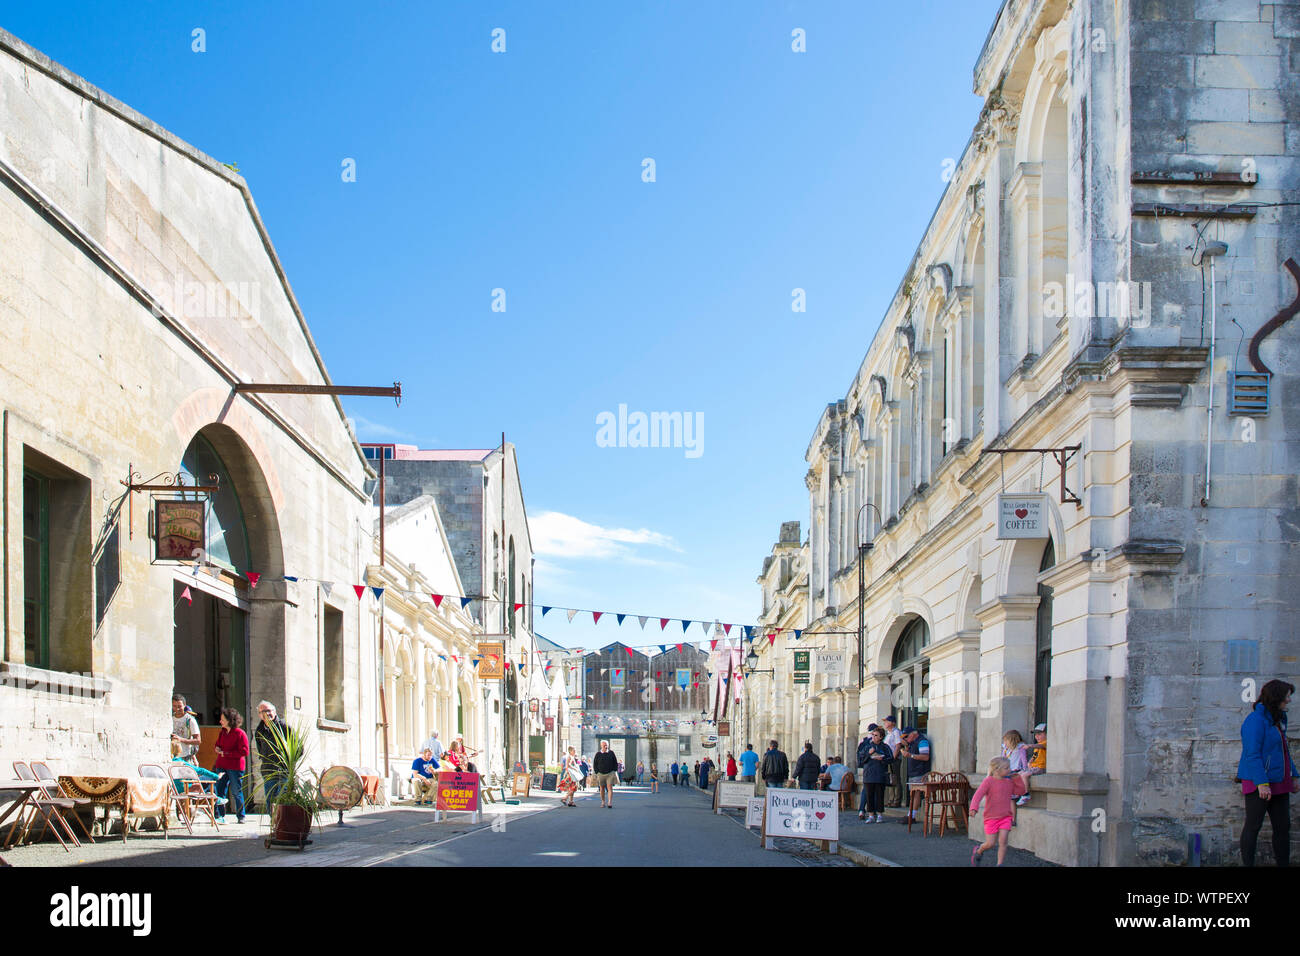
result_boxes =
[997,493,1050,539]
[433,771,482,824]
[761,787,839,852]
[714,780,755,814]
[745,796,765,829]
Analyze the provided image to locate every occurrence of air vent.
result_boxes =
[1227,371,1269,415]
[1226,639,1259,674]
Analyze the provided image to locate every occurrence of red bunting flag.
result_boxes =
[181,586,193,606]
[593,612,603,625]
[353,585,366,600]
[626,647,634,656]
[514,603,524,614]
[660,618,669,631]
[432,594,444,608]
[710,640,718,651]
[676,644,683,652]
[723,623,732,635]
[768,633,776,645]
[246,572,261,589]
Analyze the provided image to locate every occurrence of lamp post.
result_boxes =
[856,504,882,690]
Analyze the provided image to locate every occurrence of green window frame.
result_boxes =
[23,469,50,668]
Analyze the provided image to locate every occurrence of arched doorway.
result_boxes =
[171,425,283,747]
[890,617,930,734]
[1033,538,1056,727]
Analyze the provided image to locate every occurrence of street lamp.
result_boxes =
[741,647,773,760]
[857,503,882,690]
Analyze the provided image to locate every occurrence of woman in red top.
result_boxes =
[213,707,250,823]
[726,753,738,781]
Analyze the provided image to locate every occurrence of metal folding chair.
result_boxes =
[30,762,95,844]
[168,764,221,833]
[10,762,79,851]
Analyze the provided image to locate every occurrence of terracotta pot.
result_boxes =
[271,804,312,841]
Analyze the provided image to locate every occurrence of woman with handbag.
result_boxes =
[1238,679,1297,865]
[559,746,582,807]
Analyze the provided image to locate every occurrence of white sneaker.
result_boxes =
[875,814,884,823]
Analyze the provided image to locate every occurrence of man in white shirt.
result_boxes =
[171,694,201,762]
[420,731,445,760]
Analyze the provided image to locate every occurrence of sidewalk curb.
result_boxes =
[836,843,901,867]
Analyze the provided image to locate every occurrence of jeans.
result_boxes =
[1242,791,1290,866]
[216,769,245,819]
[263,771,287,804]
[859,782,886,814]
[798,780,815,790]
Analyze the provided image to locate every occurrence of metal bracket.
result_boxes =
[988,445,1083,507]
[121,463,219,540]
[233,381,402,407]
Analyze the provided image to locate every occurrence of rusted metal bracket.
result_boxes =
[988,445,1083,507]
[120,464,219,540]
[233,381,402,406]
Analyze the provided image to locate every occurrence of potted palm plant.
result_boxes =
[259,720,318,848]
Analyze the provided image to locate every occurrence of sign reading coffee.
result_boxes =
[997,493,1050,539]
[154,500,205,560]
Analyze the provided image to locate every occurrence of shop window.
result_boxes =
[22,450,92,673]
[323,605,344,722]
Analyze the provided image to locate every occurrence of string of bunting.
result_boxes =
[215,567,804,650]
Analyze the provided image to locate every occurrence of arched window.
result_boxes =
[179,434,250,573]
[891,617,930,734]
[1034,538,1056,727]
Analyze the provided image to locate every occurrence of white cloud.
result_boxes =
[531,511,681,561]
[347,414,419,443]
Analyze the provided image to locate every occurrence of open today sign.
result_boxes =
[997,493,1050,540]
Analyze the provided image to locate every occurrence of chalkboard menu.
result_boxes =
[541,773,558,791]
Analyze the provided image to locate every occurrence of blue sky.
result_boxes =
[5,1,1001,650]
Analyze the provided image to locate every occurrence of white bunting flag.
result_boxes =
[321,581,333,597]
[566,609,578,623]
[638,616,648,629]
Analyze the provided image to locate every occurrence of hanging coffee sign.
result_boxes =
[154,500,205,561]
[997,493,1050,540]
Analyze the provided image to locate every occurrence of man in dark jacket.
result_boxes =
[253,700,290,808]
[592,741,619,808]
[793,742,821,790]
[760,739,789,791]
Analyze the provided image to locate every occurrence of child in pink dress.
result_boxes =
[970,756,1027,866]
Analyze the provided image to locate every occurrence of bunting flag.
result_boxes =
[439,655,447,661]
[180,586,193,606]
[681,620,691,633]
[460,597,473,610]
[514,602,524,614]
[283,575,298,583]
[660,618,669,631]
[246,572,261,589]
[371,586,385,601]
[638,616,648,629]
[353,585,366,600]
[794,630,803,640]
[592,611,603,625]
[710,640,718,651]
[432,593,444,608]
[723,623,732,636]
[744,625,754,640]
[617,613,626,626]
[626,647,634,657]
[472,659,480,669]
[769,633,776,646]
[542,606,552,617]
[567,609,578,623]
[192,562,201,577]
[321,581,333,597]
[676,643,683,652]
[660,645,669,654]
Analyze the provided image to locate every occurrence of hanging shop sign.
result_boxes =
[478,642,504,680]
[997,493,1051,540]
[544,716,555,733]
[717,720,731,736]
[793,650,811,684]
[816,651,845,677]
[761,788,839,852]
[154,500,205,561]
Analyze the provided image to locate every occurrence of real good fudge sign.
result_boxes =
[763,788,839,846]
[997,493,1050,540]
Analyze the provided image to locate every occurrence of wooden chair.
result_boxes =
[907,771,944,834]
[836,772,856,811]
[924,772,971,837]
[30,762,95,844]
[167,764,222,833]
[10,762,79,851]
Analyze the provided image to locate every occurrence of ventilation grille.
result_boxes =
[1227,371,1270,415]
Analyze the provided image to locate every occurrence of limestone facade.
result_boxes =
[751,0,1300,865]
[0,29,385,781]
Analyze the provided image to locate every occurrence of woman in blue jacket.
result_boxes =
[1238,679,1296,866]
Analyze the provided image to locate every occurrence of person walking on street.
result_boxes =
[739,744,760,783]
[559,746,582,807]
[794,742,821,790]
[593,741,619,808]
[760,739,789,791]
[670,761,679,786]
[636,760,645,784]
[725,753,738,781]
[1238,679,1297,865]
[213,707,249,823]
[858,728,892,821]
[650,763,660,793]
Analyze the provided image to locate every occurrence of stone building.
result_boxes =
[366,442,537,775]
[751,0,1300,865]
[0,29,384,779]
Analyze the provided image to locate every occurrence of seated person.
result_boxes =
[411,748,440,804]
[826,757,850,791]
[170,755,220,793]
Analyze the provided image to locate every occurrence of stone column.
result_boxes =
[925,628,982,773]
[974,594,1039,769]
